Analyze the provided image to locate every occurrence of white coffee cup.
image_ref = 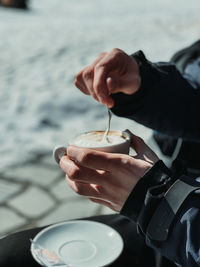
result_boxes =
[53,130,131,164]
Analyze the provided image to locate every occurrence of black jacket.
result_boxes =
[111,40,200,267]
[111,42,200,141]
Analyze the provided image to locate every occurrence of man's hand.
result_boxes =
[74,48,141,108]
[60,131,159,212]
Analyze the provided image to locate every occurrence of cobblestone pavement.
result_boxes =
[0,153,116,238]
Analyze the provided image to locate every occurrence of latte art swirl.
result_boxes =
[53,131,131,164]
[71,131,126,148]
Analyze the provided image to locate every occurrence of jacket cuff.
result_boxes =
[120,160,171,222]
[131,50,158,92]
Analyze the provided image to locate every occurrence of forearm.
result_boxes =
[121,162,200,266]
[111,51,200,142]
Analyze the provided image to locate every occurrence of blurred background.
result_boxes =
[0,0,199,237]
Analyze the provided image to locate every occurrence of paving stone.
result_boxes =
[0,207,27,236]
[8,187,55,218]
[37,198,100,227]
[0,179,22,204]
[4,164,62,187]
[50,179,80,201]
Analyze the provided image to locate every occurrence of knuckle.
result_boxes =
[111,48,122,55]
[93,85,102,95]
[118,155,132,168]
[75,183,84,195]
[112,156,123,166]
[98,52,106,57]
[74,78,79,87]
[111,47,120,53]
[68,166,81,180]
[83,68,93,80]
[78,150,91,165]
[66,175,72,186]
[75,71,83,81]
[94,62,107,71]
[93,82,101,93]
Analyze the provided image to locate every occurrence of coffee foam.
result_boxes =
[71,131,126,148]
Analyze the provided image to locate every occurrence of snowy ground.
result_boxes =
[0,0,200,171]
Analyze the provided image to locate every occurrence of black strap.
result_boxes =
[146,176,200,241]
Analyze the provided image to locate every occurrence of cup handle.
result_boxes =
[53,146,67,164]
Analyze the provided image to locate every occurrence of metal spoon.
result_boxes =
[102,107,112,143]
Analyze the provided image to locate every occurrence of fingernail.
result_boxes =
[108,102,114,108]
[108,98,114,108]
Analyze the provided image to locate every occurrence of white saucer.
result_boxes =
[30,220,124,267]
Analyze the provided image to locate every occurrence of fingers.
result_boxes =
[60,151,130,210]
[74,68,91,95]
[60,155,109,186]
[93,49,125,107]
[74,48,141,108]
[128,130,147,154]
[59,139,157,212]
[93,63,114,107]
[74,48,129,108]
[74,52,108,103]
[66,178,103,199]
[66,176,119,206]
[66,145,121,171]
[75,65,99,101]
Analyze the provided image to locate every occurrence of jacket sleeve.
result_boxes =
[111,51,200,142]
[121,160,200,267]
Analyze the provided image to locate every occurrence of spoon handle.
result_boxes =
[103,107,112,142]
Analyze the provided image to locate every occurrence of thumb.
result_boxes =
[125,129,147,154]
[126,129,159,163]
[106,77,120,94]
